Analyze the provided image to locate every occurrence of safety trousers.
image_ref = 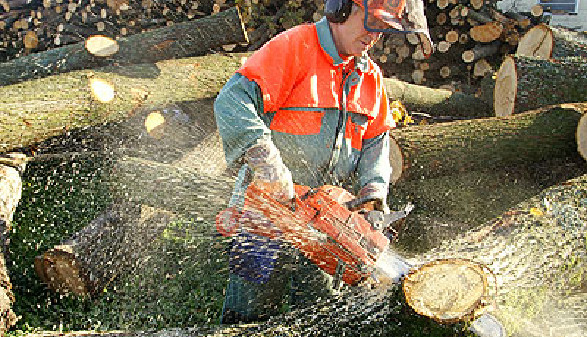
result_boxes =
[221,230,336,324]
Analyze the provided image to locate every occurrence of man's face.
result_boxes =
[334,6,385,57]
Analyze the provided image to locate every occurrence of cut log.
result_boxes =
[35,203,176,295]
[0,154,25,334]
[493,55,587,117]
[473,58,492,77]
[0,52,246,154]
[516,24,553,59]
[383,77,493,118]
[469,21,503,43]
[0,6,248,86]
[418,173,587,337]
[462,41,501,63]
[576,112,587,162]
[550,26,587,60]
[388,104,586,183]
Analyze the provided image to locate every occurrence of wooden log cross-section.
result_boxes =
[493,55,587,117]
[0,6,248,86]
[389,104,586,183]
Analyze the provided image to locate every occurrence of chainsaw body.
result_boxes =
[216,183,390,286]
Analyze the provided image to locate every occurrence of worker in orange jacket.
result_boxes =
[214,0,432,324]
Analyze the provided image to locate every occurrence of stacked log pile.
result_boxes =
[375,1,554,87]
[2,0,562,90]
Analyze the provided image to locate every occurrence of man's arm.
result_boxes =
[354,74,394,212]
[355,132,392,212]
[214,73,270,166]
[214,73,294,202]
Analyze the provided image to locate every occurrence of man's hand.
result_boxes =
[245,138,294,203]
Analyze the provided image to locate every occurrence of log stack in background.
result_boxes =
[1,0,578,94]
[0,0,238,62]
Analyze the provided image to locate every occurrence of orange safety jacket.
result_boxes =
[215,17,394,203]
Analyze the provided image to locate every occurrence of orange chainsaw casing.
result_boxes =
[216,184,390,286]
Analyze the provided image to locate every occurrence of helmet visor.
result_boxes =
[362,0,433,57]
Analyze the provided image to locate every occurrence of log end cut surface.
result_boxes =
[403,259,490,323]
[35,248,89,296]
[577,113,587,162]
[389,136,404,183]
[516,24,554,59]
[494,56,517,117]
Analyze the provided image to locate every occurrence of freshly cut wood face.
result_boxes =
[494,56,517,117]
[38,249,88,296]
[470,22,503,43]
[516,24,554,59]
[577,114,587,162]
[403,259,490,323]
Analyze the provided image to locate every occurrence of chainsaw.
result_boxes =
[215,164,413,286]
[216,166,505,335]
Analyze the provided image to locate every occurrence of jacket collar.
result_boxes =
[315,17,371,73]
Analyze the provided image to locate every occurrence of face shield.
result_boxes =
[360,0,433,58]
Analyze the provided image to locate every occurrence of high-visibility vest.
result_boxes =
[238,21,394,152]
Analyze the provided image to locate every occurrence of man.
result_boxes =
[214,0,432,324]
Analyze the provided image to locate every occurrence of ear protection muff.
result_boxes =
[325,0,354,23]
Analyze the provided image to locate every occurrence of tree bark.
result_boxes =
[0,6,247,86]
[35,203,177,296]
[389,103,586,183]
[493,55,587,117]
[383,77,493,118]
[0,52,244,154]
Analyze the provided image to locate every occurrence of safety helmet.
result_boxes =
[325,0,433,58]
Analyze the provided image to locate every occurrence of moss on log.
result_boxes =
[389,103,586,183]
[0,7,248,86]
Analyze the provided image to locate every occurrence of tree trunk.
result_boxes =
[383,78,493,118]
[35,203,177,296]
[416,173,587,337]
[0,52,244,154]
[493,55,587,117]
[389,103,586,183]
[0,6,248,86]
